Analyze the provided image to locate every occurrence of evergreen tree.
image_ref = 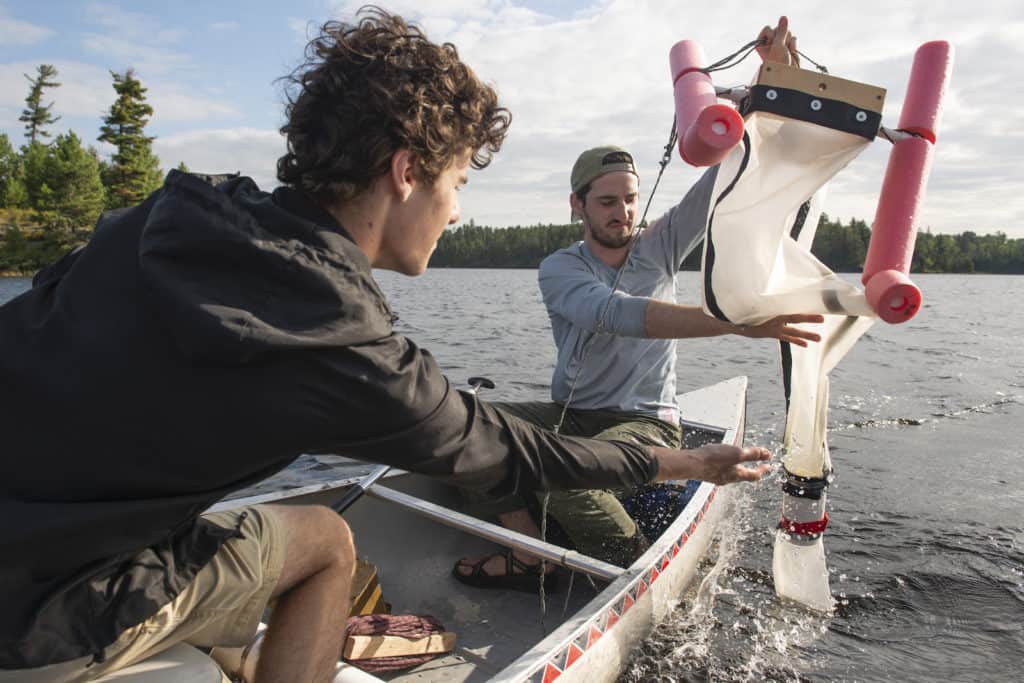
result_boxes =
[34,131,106,241]
[0,133,28,208]
[98,69,163,208]
[20,141,51,210]
[19,64,62,144]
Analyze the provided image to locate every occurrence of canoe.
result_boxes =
[99,376,747,682]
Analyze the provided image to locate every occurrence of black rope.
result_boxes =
[701,39,762,73]
[701,37,830,75]
[638,117,678,229]
[797,49,828,73]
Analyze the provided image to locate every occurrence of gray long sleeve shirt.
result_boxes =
[539,168,717,422]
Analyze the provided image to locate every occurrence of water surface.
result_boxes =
[2,271,1021,681]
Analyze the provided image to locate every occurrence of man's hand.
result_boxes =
[756,15,799,67]
[653,444,772,485]
[736,313,824,347]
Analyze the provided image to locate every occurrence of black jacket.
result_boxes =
[0,171,657,669]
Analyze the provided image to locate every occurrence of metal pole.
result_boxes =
[364,484,622,582]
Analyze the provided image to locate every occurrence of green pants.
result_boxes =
[472,401,681,567]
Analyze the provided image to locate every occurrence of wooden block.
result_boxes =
[343,632,457,660]
[756,62,886,113]
[349,558,389,616]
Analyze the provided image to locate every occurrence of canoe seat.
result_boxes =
[93,643,225,681]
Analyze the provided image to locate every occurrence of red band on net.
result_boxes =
[778,513,829,537]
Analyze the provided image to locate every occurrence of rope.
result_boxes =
[796,49,828,73]
[702,37,829,75]
[343,614,447,673]
[702,39,762,73]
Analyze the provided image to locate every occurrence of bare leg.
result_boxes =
[454,508,554,576]
[256,504,356,683]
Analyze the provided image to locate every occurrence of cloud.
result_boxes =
[415,0,1024,235]
[147,87,239,124]
[78,3,192,76]
[80,34,192,76]
[0,6,54,46]
[154,128,286,190]
[210,21,240,31]
[83,2,185,44]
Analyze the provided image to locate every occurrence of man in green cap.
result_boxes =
[455,18,820,589]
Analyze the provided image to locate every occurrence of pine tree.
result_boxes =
[34,131,106,241]
[21,141,51,210]
[98,69,163,208]
[19,64,62,144]
[0,133,28,208]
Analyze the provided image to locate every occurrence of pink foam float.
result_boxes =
[669,40,744,167]
[863,41,953,323]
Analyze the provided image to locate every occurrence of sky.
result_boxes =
[2,1,1022,236]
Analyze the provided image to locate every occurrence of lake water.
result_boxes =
[2,270,1021,682]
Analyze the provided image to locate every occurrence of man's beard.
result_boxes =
[586,219,633,249]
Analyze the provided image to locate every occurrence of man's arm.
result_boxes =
[539,252,649,337]
[644,298,824,346]
[305,333,773,497]
[652,444,772,484]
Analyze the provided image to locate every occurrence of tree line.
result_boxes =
[0,64,172,273]
[429,217,1024,274]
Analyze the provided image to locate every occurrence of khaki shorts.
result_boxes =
[0,505,287,683]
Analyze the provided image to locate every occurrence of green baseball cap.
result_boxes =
[569,146,638,221]
[570,146,638,194]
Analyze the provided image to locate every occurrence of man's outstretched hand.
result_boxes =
[653,444,772,485]
[738,313,825,347]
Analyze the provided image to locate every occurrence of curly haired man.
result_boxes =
[0,7,770,682]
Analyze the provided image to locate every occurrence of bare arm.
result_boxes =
[652,444,773,484]
[644,298,824,347]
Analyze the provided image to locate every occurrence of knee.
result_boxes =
[311,506,356,572]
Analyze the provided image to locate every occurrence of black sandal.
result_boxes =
[452,550,561,593]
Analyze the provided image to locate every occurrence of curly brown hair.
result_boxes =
[277,6,511,204]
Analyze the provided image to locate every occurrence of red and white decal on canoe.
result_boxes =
[525,484,721,681]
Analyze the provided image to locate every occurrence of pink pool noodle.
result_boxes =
[898,41,953,143]
[863,41,953,324]
[670,40,743,167]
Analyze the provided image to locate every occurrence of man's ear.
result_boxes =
[569,192,583,222]
[389,149,417,202]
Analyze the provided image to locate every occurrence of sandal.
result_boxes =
[452,550,561,593]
